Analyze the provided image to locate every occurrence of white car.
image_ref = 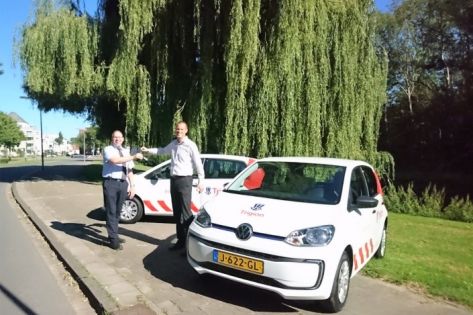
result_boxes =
[120,154,255,223]
[187,157,388,313]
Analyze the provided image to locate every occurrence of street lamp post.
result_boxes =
[79,128,86,163]
[39,108,44,170]
[83,129,86,163]
[21,96,44,170]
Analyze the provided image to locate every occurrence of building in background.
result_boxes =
[1,112,72,157]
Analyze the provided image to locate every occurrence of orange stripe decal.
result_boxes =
[358,248,365,264]
[353,254,359,271]
[144,200,158,212]
[365,243,370,258]
[158,200,173,212]
[370,238,374,253]
[191,202,199,213]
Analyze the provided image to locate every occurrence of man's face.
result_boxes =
[112,131,124,147]
[175,123,188,141]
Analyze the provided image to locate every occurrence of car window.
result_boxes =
[204,159,247,179]
[145,163,171,180]
[349,167,368,204]
[361,166,377,197]
[228,161,346,204]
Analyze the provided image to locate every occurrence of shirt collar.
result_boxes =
[176,136,188,144]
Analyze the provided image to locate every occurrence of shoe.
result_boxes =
[109,241,123,250]
[168,242,185,251]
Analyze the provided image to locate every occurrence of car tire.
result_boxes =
[322,251,351,313]
[120,197,144,224]
[374,224,387,258]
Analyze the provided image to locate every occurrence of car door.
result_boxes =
[140,161,174,216]
[348,166,376,270]
[193,158,247,209]
[360,165,386,253]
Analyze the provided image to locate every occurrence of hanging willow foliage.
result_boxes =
[18,2,100,112]
[104,0,164,144]
[18,0,393,176]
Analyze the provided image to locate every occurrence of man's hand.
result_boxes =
[140,146,149,153]
[196,182,204,193]
[134,153,144,160]
[128,186,135,199]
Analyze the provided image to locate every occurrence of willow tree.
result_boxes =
[18,0,393,175]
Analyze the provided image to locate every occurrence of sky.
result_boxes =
[0,0,391,141]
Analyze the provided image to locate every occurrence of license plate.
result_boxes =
[212,250,264,274]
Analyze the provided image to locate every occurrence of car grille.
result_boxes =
[189,233,324,289]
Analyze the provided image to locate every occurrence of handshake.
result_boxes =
[131,147,151,161]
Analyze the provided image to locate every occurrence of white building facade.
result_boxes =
[1,112,72,157]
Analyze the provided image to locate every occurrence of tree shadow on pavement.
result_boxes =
[142,241,322,313]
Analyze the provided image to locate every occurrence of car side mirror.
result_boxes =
[356,196,379,208]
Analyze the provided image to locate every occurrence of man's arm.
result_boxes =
[191,144,205,192]
[141,142,173,156]
[108,153,142,164]
[127,170,136,199]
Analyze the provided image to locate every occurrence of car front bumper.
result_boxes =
[187,226,339,301]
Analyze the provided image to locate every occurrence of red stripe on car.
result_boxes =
[144,200,158,212]
[158,200,172,212]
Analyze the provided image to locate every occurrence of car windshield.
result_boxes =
[226,161,346,204]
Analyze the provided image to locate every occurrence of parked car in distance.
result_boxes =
[120,154,255,223]
[187,157,388,313]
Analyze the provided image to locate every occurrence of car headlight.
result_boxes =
[195,209,211,228]
[285,225,335,246]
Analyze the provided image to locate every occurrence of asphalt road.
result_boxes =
[0,163,95,315]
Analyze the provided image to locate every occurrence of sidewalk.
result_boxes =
[12,164,203,315]
[11,164,473,315]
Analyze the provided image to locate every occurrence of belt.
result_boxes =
[171,175,192,178]
[103,177,126,182]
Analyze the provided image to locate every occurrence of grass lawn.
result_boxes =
[82,161,150,182]
[363,212,473,309]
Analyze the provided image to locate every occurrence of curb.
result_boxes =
[11,180,121,314]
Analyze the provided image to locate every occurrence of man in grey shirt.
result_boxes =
[142,121,205,250]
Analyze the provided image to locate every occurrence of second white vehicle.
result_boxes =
[120,154,255,223]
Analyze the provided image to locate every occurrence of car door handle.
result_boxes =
[372,209,376,214]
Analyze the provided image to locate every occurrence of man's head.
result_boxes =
[111,130,124,147]
[175,121,188,142]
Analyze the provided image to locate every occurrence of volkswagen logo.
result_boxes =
[235,223,253,240]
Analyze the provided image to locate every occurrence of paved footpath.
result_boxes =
[11,163,473,315]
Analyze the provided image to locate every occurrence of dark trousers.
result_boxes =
[170,176,193,244]
[103,179,128,244]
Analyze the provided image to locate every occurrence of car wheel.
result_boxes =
[375,224,387,258]
[323,251,351,313]
[120,197,143,224]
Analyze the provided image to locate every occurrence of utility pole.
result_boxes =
[21,96,44,170]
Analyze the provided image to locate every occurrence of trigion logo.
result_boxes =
[250,203,265,211]
[241,203,265,217]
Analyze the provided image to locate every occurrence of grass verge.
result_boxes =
[82,162,150,183]
[364,212,473,308]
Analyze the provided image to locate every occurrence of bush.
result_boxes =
[384,182,473,223]
[444,196,473,223]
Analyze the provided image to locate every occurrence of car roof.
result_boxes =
[200,154,253,162]
[256,156,371,168]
